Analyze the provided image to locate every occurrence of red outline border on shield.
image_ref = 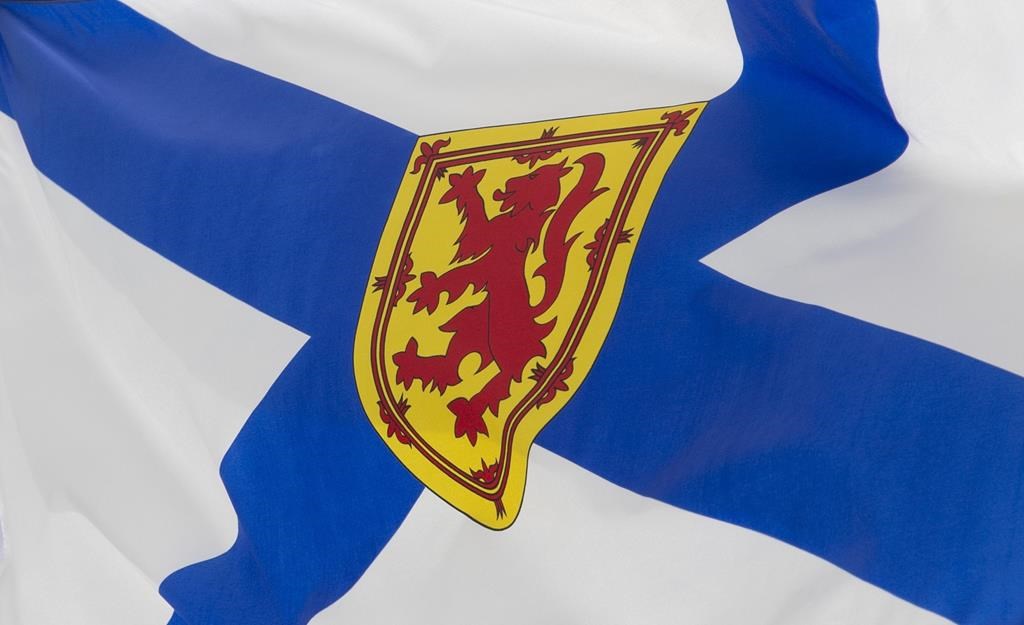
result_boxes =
[368,110,694,510]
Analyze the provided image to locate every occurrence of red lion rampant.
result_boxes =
[393,153,608,444]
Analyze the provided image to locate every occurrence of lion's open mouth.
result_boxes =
[492,187,520,213]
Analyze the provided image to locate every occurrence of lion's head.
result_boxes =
[492,160,571,216]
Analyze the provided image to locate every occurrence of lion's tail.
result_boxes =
[534,152,608,313]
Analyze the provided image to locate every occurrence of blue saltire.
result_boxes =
[0,1,1021,624]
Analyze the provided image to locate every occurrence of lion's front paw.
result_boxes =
[407,271,442,314]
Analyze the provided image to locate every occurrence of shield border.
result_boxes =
[355,103,706,528]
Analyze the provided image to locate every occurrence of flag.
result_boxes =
[0,1,1022,624]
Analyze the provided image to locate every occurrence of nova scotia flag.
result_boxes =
[0,1,1022,624]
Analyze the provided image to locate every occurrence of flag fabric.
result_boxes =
[0,1,1022,624]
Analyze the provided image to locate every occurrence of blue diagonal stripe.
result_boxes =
[1,1,1021,624]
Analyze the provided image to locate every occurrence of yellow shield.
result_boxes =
[354,104,706,528]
